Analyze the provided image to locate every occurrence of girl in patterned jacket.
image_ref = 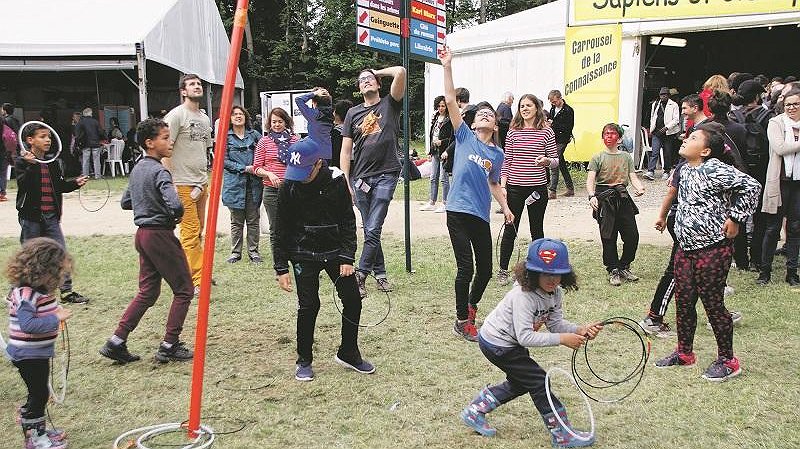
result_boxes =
[655,122,760,382]
[6,237,73,449]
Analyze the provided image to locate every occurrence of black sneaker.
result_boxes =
[250,255,263,264]
[154,341,194,363]
[99,340,141,364]
[61,291,89,304]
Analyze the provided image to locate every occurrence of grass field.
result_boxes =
[0,233,797,448]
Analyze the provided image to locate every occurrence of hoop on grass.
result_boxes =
[330,272,391,328]
[545,366,595,442]
[17,121,63,165]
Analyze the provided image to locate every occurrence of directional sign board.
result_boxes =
[355,0,446,64]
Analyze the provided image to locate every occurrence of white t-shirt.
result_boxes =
[164,104,212,185]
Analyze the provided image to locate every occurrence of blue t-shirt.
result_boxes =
[446,122,504,222]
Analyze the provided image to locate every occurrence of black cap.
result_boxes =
[659,87,670,95]
[737,80,765,103]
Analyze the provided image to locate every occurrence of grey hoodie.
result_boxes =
[479,284,579,348]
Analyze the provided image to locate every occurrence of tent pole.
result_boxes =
[136,42,148,120]
[94,71,101,107]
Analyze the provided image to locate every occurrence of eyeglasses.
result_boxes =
[358,75,376,84]
[475,109,495,118]
[785,102,800,109]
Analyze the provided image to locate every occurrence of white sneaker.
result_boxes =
[434,205,446,213]
[419,203,436,211]
[661,173,670,180]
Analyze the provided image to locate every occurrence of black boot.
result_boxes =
[786,269,800,286]
[755,270,770,286]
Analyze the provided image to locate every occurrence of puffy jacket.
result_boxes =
[222,128,263,209]
[273,167,356,275]
[15,157,80,220]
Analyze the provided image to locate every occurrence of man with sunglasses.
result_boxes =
[340,66,406,297]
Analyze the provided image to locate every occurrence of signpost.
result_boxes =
[355,0,446,272]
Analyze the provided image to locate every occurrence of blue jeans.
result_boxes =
[19,213,72,292]
[352,172,398,277]
[648,133,676,172]
[429,154,449,203]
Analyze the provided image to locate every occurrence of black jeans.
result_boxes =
[447,211,492,320]
[479,335,561,415]
[750,211,767,270]
[762,180,800,274]
[599,198,639,272]
[548,142,574,192]
[648,214,677,319]
[293,260,362,366]
[500,184,549,270]
[13,359,50,419]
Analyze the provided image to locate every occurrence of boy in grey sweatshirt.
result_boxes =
[460,238,602,448]
[100,119,195,365]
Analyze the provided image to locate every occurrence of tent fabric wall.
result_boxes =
[0,0,243,88]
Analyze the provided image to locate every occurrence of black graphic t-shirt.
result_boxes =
[342,95,402,180]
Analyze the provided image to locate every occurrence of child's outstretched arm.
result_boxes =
[438,47,462,131]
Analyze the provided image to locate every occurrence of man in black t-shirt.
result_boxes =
[340,65,406,297]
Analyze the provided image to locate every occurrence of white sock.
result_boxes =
[110,335,124,346]
[161,341,173,349]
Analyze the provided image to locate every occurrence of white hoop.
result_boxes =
[17,121,63,164]
[545,366,595,442]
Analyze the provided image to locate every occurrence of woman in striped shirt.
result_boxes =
[497,94,558,285]
[253,108,299,257]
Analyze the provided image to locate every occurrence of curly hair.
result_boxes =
[512,262,578,292]
[6,238,73,294]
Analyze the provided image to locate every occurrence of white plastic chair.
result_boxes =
[637,126,663,172]
[104,138,127,177]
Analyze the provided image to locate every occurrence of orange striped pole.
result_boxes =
[187,0,249,436]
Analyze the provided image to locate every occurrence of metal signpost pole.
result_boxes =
[401,2,413,273]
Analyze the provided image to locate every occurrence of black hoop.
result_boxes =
[331,271,391,328]
[77,176,112,212]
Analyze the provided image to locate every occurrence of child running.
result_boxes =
[100,119,194,364]
[586,124,645,286]
[655,122,760,381]
[6,237,73,449]
[460,238,602,447]
[439,47,513,342]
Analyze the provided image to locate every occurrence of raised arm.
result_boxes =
[374,66,406,102]
[438,47,463,131]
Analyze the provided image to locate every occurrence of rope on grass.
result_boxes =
[570,316,650,403]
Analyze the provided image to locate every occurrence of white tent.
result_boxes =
[425,0,800,157]
[0,0,244,118]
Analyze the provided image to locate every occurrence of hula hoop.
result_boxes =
[77,176,112,212]
[570,316,650,403]
[48,321,69,405]
[331,272,391,328]
[17,121,63,164]
[495,221,522,270]
[114,422,215,449]
[545,367,595,442]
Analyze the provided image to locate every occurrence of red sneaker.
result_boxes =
[453,320,478,342]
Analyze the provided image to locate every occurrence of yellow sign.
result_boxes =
[572,0,800,25]
[563,24,622,161]
[357,7,402,35]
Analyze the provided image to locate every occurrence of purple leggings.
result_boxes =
[674,240,734,359]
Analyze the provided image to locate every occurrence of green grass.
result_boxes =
[0,236,797,448]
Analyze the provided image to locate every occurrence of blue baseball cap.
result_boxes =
[283,138,326,182]
[525,238,572,274]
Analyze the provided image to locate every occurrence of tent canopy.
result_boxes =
[0,0,243,88]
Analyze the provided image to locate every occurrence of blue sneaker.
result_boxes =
[295,363,314,381]
[334,355,376,374]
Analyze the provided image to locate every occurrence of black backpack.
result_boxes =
[729,107,772,168]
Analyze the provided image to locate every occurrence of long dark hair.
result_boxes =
[512,262,578,292]
[510,94,546,130]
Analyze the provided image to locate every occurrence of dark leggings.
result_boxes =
[674,241,734,359]
[479,336,561,415]
[648,214,677,319]
[447,211,492,320]
[13,359,50,419]
[499,184,549,270]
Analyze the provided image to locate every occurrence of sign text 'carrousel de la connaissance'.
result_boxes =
[575,0,800,23]
[564,32,618,96]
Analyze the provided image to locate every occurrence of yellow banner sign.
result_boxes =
[357,6,401,35]
[563,24,622,162]
[573,0,800,25]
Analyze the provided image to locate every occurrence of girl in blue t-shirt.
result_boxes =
[439,47,514,342]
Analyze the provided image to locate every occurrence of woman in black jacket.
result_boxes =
[420,95,454,212]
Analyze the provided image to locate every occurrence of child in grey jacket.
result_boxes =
[460,238,602,448]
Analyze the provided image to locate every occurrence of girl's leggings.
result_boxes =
[674,240,734,359]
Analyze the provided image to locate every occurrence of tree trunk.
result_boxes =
[244,19,259,109]
[479,0,486,23]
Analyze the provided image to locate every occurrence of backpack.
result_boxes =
[729,107,771,168]
[1,120,17,154]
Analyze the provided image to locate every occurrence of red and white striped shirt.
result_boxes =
[501,127,558,186]
[252,134,299,187]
